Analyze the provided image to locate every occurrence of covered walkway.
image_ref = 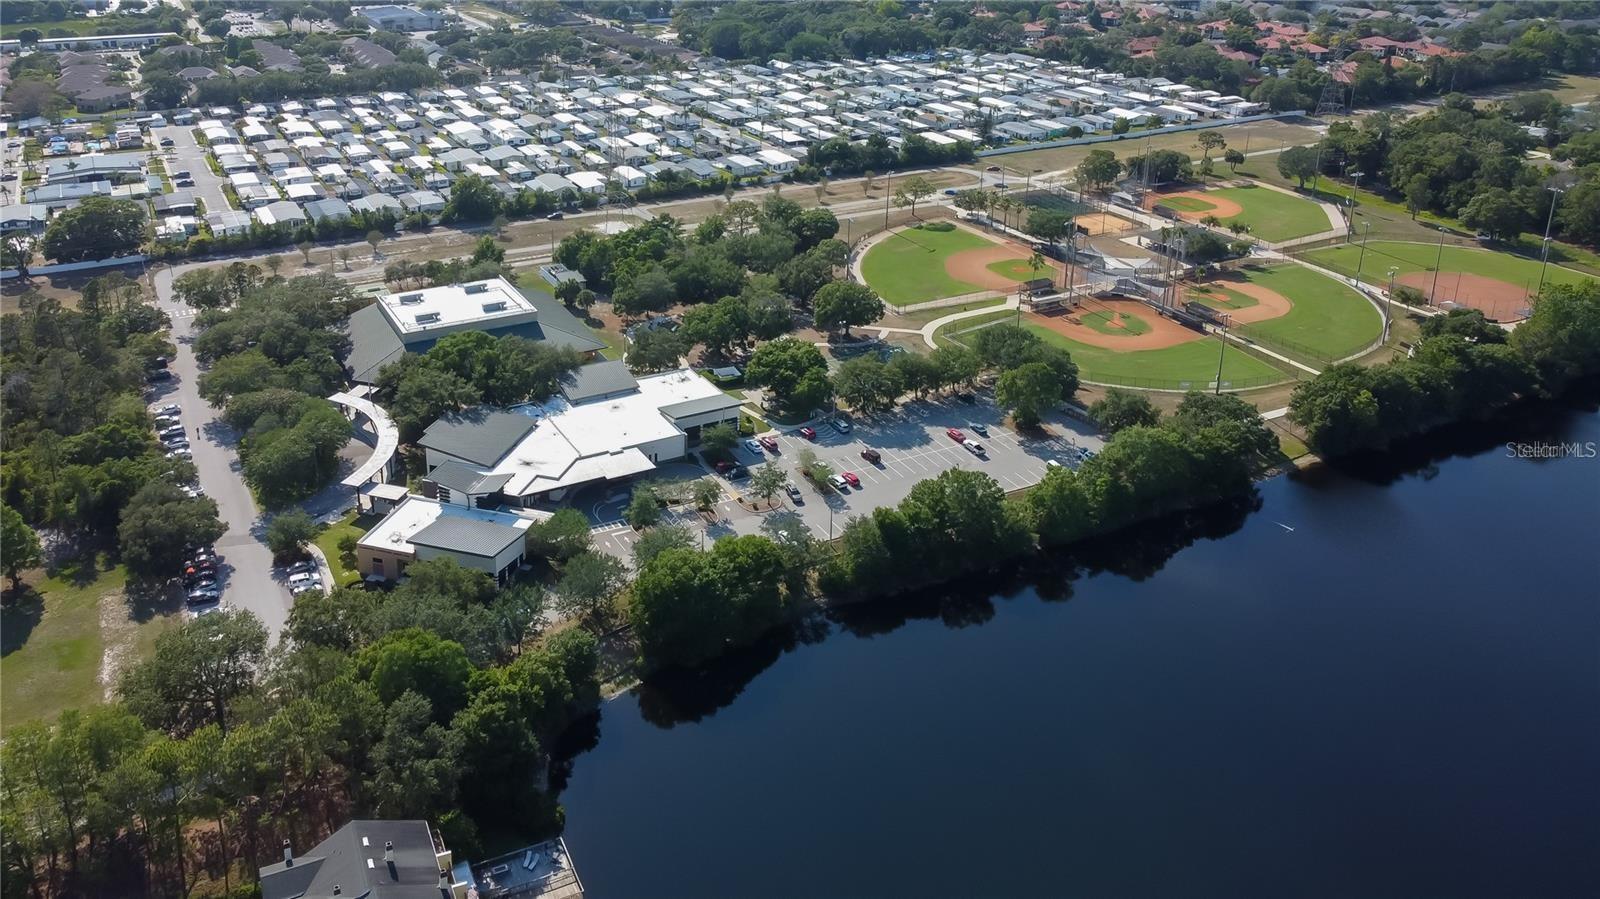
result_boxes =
[328,386,400,488]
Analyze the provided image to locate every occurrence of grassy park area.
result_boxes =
[1205,185,1331,242]
[1221,264,1384,362]
[860,224,995,305]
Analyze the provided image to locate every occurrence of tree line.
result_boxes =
[0,274,229,584]
[1289,282,1600,457]
[1,559,599,899]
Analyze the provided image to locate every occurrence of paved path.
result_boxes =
[917,295,1023,348]
[153,267,294,640]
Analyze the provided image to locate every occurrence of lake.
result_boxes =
[557,401,1600,899]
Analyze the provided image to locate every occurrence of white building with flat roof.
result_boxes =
[355,495,535,584]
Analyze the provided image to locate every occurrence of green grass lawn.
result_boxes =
[891,297,1005,327]
[1163,195,1218,213]
[1224,265,1384,361]
[932,308,1020,345]
[1209,185,1330,242]
[1189,285,1259,311]
[1080,309,1151,336]
[985,258,1050,282]
[314,511,380,588]
[1025,323,1290,390]
[1302,241,1597,299]
[1,560,177,734]
[861,225,996,306]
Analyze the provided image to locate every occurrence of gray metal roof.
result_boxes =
[417,408,536,467]
[560,359,638,403]
[426,460,511,496]
[659,393,743,420]
[343,302,407,384]
[409,515,525,558]
[260,819,443,899]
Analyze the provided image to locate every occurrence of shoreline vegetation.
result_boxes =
[621,282,1600,680]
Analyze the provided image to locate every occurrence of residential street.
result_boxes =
[153,268,294,639]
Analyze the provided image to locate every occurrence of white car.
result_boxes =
[743,438,764,454]
[828,474,849,491]
[965,441,986,456]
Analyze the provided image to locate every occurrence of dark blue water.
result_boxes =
[557,404,1600,899]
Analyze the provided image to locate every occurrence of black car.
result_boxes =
[147,369,173,382]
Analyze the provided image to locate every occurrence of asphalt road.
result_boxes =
[152,124,231,219]
[154,269,294,640]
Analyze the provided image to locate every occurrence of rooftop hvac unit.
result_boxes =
[481,301,507,313]
[464,282,489,294]
[415,312,441,324]
[398,293,423,304]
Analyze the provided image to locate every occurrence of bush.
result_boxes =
[265,510,320,558]
[919,221,956,232]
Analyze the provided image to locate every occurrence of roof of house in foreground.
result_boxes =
[260,819,444,899]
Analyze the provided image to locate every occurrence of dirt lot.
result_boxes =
[991,118,1326,175]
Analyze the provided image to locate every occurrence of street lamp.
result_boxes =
[1387,266,1399,340]
[1537,186,1565,298]
[1212,311,1231,395]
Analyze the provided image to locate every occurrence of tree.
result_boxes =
[1089,388,1160,433]
[1277,145,1320,189]
[296,240,314,266]
[264,510,319,558]
[442,173,502,223]
[1459,187,1529,242]
[40,197,146,263]
[1224,148,1246,172]
[626,327,690,374]
[117,482,227,581]
[701,422,738,458]
[2,235,36,278]
[367,230,383,257]
[832,355,904,413]
[1025,208,1072,247]
[747,337,832,416]
[749,462,788,503]
[892,175,935,216]
[527,507,590,561]
[628,535,789,670]
[355,628,473,722]
[1076,149,1122,191]
[554,551,627,627]
[1287,363,1383,455]
[632,525,696,568]
[625,485,661,529]
[692,477,723,511]
[811,281,885,335]
[119,609,268,735]
[1196,129,1226,164]
[1,505,42,591]
[995,361,1062,428]
[1420,309,1507,345]
[611,266,677,316]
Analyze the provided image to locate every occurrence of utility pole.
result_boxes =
[883,170,892,229]
[1355,221,1372,284]
[1537,185,1564,298]
[1213,312,1230,395]
[1345,171,1362,241]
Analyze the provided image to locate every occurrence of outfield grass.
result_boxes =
[1209,185,1330,242]
[1025,324,1289,390]
[1,561,175,734]
[861,225,996,306]
[1302,241,1597,297]
[1226,265,1384,361]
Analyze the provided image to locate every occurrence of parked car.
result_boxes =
[163,438,190,451]
[784,482,803,503]
[147,369,172,382]
[832,418,852,434]
[946,427,966,443]
[860,448,881,464]
[186,586,221,604]
[173,170,190,180]
[828,474,849,491]
[159,425,185,438]
[1046,459,1064,470]
[743,438,764,454]
[287,560,316,575]
[291,583,324,597]
[174,178,194,188]
[725,464,748,480]
[288,571,321,588]
[966,441,986,456]
[159,137,175,147]
[758,435,779,453]
[152,403,180,416]
[967,423,989,437]
[166,448,192,459]
[798,426,816,440]
[842,471,861,488]
[985,165,1001,172]
[546,211,564,220]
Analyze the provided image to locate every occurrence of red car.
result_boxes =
[842,471,860,488]
[759,435,779,452]
[946,427,966,442]
[799,426,816,440]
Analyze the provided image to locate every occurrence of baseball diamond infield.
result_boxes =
[1146,184,1330,242]
[1301,241,1599,322]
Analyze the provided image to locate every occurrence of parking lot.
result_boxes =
[587,395,1104,563]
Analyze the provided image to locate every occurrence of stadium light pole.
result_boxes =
[1213,313,1230,395]
[1345,171,1363,241]
[1355,221,1372,284]
[1536,186,1564,297]
[1429,226,1447,304]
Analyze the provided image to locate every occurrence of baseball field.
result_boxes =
[860,222,1062,306]
[1188,264,1383,363]
[1148,183,1332,243]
